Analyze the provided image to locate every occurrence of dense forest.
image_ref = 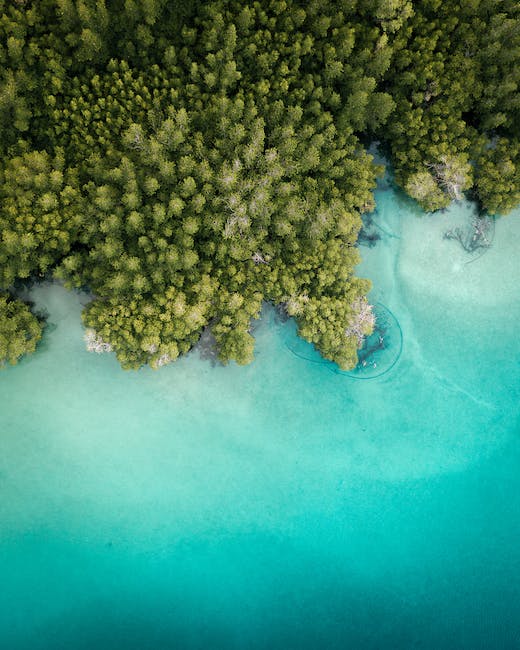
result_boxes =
[0,0,519,369]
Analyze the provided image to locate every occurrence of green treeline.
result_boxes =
[0,0,518,368]
[0,292,42,367]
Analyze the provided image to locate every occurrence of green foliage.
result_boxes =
[475,139,520,215]
[50,0,382,369]
[0,294,42,367]
[380,0,520,213]
[0,149,83,286]
[0,0,518,369]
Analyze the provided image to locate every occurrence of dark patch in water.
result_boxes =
[193,328,221,366]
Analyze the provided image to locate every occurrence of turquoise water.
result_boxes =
[1,187,520,649]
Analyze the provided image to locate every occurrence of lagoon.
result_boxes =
[1,186,520,649]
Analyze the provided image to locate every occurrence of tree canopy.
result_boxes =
[0,293,42,367]
[0,0,518,368]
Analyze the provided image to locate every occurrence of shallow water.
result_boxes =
[1,188,520,649]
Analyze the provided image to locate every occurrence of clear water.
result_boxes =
[1,187,520,649]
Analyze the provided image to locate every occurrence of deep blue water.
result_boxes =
[1,188,519,649]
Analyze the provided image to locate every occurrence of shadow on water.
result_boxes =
[359,207,401,246]
[443,212,495,265]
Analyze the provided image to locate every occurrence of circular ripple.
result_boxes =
[283,302,403,380]
[442,212,495,266]
[337,303,403,379]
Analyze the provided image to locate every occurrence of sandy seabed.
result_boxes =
[1,188,519,649]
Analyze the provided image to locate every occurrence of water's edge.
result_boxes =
[1,192,519,649]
